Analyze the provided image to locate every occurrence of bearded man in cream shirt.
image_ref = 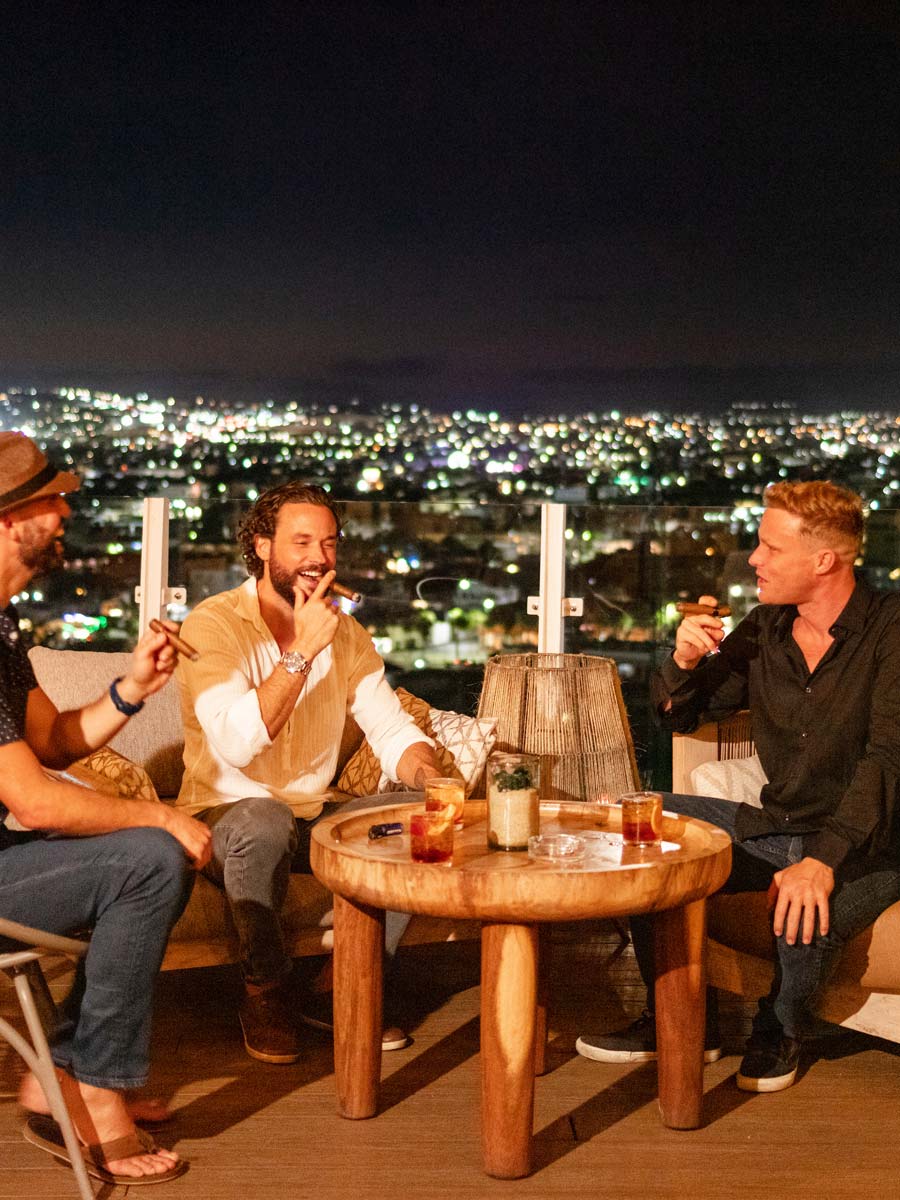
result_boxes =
[176,482,443,1064]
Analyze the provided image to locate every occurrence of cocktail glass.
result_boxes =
[410,810,454,864]
[620,791,663,846]
[425,776,466,829]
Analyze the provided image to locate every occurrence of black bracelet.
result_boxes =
[109,676,145,717]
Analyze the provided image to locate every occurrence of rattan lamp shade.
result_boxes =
[476,653,639,803]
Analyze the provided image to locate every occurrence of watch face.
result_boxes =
[281,651,310,675]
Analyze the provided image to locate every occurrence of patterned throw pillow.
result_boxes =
[66,746,160,803]
[335,688,497,798]
[689,754,766,808]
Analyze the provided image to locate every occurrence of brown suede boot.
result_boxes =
[239,981,302,1064]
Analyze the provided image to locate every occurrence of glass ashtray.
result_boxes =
[527,833,586,864]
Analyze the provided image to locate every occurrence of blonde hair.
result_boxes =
[763,480,863,560]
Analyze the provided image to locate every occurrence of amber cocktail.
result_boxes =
[620,791,663,846]
[425,776,466,828]
[410,810,454,863]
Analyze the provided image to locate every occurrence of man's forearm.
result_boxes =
[256,662,310,741]
[35,685,141,766]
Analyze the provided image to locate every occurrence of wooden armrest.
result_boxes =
[671,711,753,793]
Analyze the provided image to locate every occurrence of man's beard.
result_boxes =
[268,554,324,608]
[20,527,64,575]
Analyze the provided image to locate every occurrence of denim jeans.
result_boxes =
[0,827,194,1089]
[197,793,422,986]
[629,793,900,1040]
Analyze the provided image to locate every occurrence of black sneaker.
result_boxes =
[575,1009,722,1064]
[299,991,410,1052]
[736,1035,801,1093]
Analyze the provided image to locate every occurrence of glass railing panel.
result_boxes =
[563,502,900,790]
[170,497,545,715]
[14,495,144,650]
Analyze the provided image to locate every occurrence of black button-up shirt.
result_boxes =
[653,580,900,870]
[0,603,37,825]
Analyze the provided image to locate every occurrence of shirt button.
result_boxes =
[804,686,811,694]
[801,731,808,738]
[784,814,791,823]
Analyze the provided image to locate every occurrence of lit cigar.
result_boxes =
[149,618,201,661]
[329,580,362,604]
[675,602,732,618]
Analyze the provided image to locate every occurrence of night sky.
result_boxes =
[3,2,899,413]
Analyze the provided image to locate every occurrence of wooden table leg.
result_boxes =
[653,898,707,1130]
[333,893,384,1119]
[480,922,538,1179]
[533,924,550,1078]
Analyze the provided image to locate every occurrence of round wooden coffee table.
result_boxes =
[311,800,731,1179]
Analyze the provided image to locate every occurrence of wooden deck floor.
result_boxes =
[2,925,899,1199]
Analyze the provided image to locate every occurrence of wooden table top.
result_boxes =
[311,801,732,924]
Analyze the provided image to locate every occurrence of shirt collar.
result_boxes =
[771,577,870,643]
[235,576,273,638]
[828,577,872,639]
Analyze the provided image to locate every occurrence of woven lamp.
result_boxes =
[476,653,639,803]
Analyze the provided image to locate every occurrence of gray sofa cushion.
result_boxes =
[29,646,185,799]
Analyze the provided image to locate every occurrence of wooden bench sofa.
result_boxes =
[29,647,480,971]
[673,714,900,1043]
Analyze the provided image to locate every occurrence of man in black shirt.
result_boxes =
[577,480,900,1092]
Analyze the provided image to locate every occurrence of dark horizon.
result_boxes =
[4,357,900,418]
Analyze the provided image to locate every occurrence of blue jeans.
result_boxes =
[197,793,421,986]
[0,827,194,1089]
[630,793,900,1040]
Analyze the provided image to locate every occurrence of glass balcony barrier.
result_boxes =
[16,495,900,788]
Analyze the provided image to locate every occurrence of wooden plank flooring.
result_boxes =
[2,925,899,1198]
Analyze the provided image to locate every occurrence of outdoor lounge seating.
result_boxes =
[673,713,900,1044]
[28,646,482,971]
[0,918,93,1200]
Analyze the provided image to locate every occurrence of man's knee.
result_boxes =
[116,826,194,897]
[218,797,298,858]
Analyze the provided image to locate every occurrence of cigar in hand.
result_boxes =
[328,580,362,604]
[675,602,732,618]
[149,618,201,661]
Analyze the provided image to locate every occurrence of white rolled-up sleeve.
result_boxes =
[348,636,433,782]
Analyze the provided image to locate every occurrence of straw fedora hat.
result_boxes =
[0,431,81,515]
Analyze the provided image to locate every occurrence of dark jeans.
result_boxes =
[0,827,194,1088]
[630,793,900,1040]
[197,793,421,986]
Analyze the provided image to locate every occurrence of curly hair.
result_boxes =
[237,482,343,579]
[763,480,863,560]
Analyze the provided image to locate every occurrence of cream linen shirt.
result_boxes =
[175,577,432,817]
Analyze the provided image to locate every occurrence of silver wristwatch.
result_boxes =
[280,650,312,678]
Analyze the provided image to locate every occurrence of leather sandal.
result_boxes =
[23,1113,188,1185]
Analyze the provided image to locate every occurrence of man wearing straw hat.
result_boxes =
[0,431,212,1186]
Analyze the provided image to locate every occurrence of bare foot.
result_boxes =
[52,1071,180,1180]
[19,1071,172,1124]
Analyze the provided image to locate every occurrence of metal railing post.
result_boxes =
[136,497,186,635]
[537,502,566,652]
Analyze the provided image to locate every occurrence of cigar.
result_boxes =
[675,602,732,618]
[149,618,200,661]
[329,580,362,604]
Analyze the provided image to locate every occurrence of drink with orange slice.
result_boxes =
[620,791,663,846]
[424,776,466,828]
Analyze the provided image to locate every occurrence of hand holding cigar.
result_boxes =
[675,602,731,618]
[149,618,200,661]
